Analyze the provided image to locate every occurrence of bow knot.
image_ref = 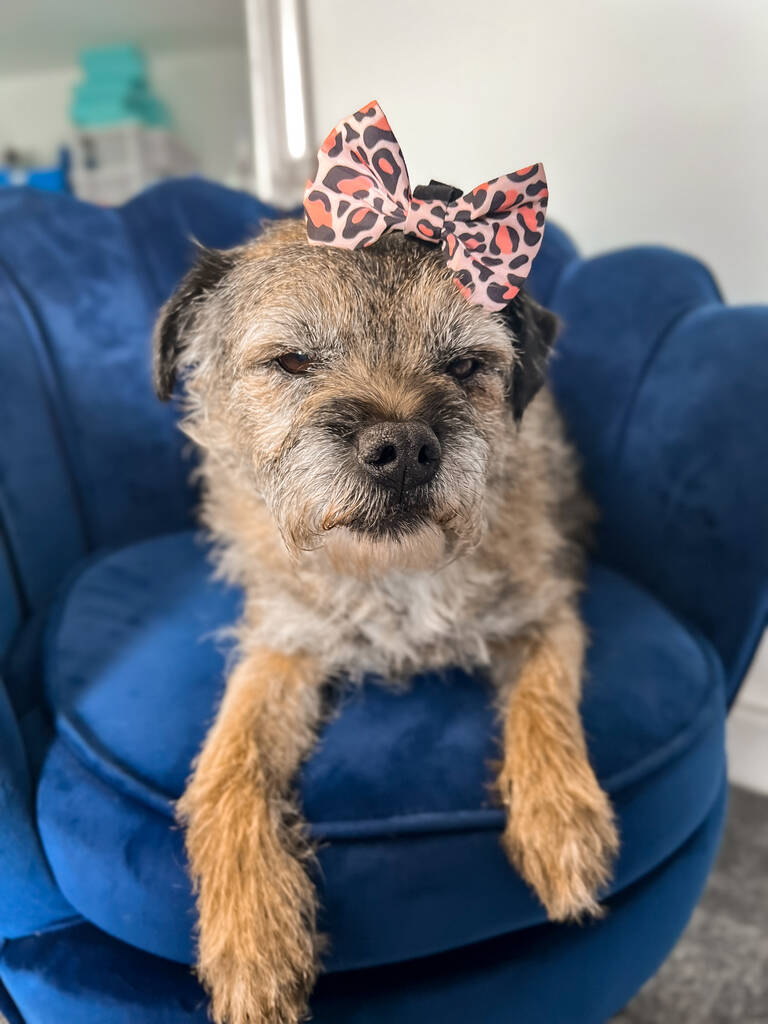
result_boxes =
[304,101,548,311]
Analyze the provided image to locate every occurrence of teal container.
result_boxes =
[71,45,170,128]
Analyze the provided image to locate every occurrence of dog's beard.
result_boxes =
[266,427,488,571]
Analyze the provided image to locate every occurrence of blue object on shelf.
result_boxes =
[0,148,70,192]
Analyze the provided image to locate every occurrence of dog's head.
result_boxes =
[154,219,557,572]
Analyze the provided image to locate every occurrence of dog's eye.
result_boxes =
[276,351,312,375]
[446,356,481,381]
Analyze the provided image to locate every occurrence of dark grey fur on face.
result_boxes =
[153,245,235,401]
[154,227,559,422]
[152,222,562,559]
[151,214,591,644]
[501,291,560,423]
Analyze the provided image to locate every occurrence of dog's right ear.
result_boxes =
[153,246,234,401]
[500,290,560,425]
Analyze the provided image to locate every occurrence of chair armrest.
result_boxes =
[0,522,71,936]
[0,677,73,937]
[550,248,768,700]
[0,181,281,614]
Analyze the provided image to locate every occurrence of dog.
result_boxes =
[152,106,618,1024]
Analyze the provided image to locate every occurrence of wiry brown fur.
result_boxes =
[176,650,323,1024]
[154,219,619,1024]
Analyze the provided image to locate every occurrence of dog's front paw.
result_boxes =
[501,769,619,922]
[178,778,320,1024]
[192,856,320,1024]
[200,949,314,1024]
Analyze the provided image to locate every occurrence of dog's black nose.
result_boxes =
[357,421,441,492]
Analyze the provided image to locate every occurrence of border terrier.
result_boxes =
[153,103,618,1024]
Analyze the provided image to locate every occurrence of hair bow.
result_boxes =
[304,100,548,312]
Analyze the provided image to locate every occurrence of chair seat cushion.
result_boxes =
[4,784,729,1024]
[36,531,726,972]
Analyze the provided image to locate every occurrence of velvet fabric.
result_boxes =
[36,532,725,969]
[548,249,768,697]
[0,980,23,1024]
[0,179,764,1022]
[3,781,726,1024]
[0,180,282,616]
[0,181,290,939]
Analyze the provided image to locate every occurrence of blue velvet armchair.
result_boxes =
[0,179,765,1024]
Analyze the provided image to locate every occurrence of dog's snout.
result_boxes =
[357,421,441,491]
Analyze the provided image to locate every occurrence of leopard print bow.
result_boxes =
[304,100,548,311]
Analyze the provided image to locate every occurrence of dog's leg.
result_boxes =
[176,648,323,1024]
[495,607,619,921]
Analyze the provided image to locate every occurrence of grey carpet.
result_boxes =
[614,785,768,1023]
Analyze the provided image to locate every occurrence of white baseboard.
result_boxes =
[727,699,768,795]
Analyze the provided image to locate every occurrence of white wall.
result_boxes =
[728,635,768,795]
[306,0,768,305]
[0,45,251,185]
[151,47,251,185]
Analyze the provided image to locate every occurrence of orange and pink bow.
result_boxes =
[304,100,548,311]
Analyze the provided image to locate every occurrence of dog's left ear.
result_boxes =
[500,290,560,424]
[153,245,234,401]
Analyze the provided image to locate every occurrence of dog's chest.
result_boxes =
[345,570,481,667]
[290,560,533,678]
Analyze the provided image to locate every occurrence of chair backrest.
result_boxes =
[0,180,578,650]
[546,246,768,698]
[4,176,763,697]
[0,178,277,643]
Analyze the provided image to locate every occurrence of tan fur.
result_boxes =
[494,609,619,921]
[155,219,619,1024]
[176,649,323,1024]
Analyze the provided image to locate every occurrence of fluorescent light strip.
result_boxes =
[279,0,307,161]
